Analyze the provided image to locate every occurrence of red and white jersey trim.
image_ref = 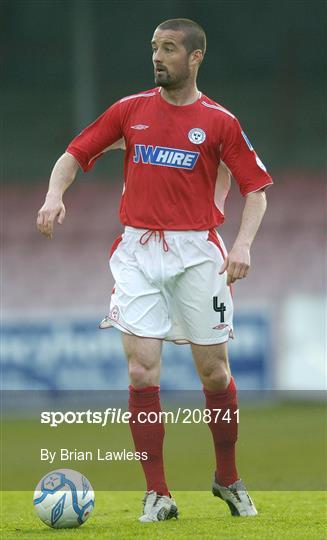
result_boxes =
[120,92,157,103]
[201,101,235,119]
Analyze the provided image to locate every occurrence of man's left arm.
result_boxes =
[219,189,267,285]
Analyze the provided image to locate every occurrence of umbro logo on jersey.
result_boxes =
[133,144,199,170]
[131,124,149,130]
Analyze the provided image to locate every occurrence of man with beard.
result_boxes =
[37,18,272,523]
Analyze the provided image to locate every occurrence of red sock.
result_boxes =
[204,377,239,487]
[128,385,169,496]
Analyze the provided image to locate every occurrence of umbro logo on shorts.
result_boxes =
[212,323,229,330]
[133,144,200,170]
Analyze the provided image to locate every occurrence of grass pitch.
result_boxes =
[1,490,327,539]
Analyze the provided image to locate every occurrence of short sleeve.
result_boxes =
[66,101,123,172]
[220,117,273,196]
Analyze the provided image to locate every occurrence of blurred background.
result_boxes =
[2,0,326,391]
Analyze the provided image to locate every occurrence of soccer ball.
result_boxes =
[33,469,95,528]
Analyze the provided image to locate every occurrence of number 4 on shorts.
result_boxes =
[213,297,226,323]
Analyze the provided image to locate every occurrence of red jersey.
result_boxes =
[66,87,272,230]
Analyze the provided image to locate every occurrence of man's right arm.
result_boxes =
[36,152,80,239]
[37,100,124,239]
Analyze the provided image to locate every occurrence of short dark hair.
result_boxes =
[157,18,206,56]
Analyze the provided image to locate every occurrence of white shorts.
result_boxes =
[103,227,233,345]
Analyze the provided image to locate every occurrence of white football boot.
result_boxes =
[139,491,178,522]
[212,478,258,516]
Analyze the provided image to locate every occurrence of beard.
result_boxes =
[154,64,191,89]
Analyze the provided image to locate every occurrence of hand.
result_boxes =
[219,245,250,286]
[36,194,66,239]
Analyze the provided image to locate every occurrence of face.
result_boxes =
[151,28,193,89]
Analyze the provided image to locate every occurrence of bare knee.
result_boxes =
[128,359,160,387]
[192,344,231,391]
[128,362,146,387]
[122,335,161,388]
[201,364,231,390]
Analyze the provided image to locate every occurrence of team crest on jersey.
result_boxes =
[133,144,199,170]
[188,128,206,145]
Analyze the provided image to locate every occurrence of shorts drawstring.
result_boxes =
[139,230,169,252]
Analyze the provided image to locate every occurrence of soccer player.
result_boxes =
[37,18,272,522]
